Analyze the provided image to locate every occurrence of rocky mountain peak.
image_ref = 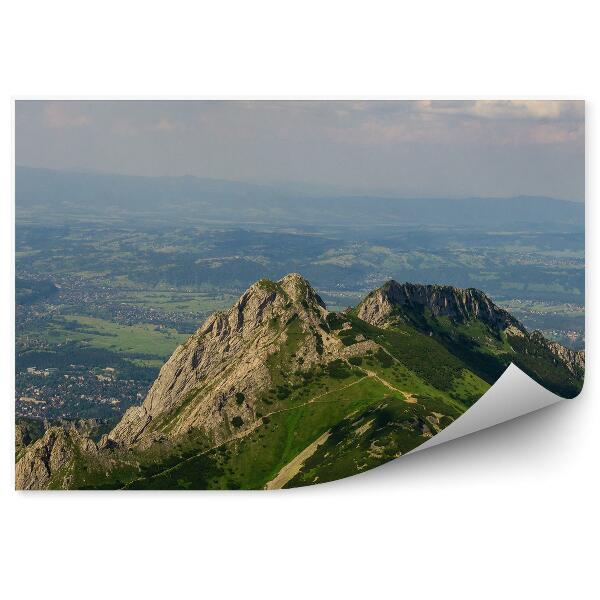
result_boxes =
[248,273,326,309]
[195,274,324,343]
[278,272,326,307]
[15,426,98,490]
[105,274,332,448]
[15,273,585,490]
[358,280,523,331]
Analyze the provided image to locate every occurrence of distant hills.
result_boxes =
[16,166,584,230]
[16,274,584,490]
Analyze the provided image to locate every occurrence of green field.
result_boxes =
[119,290,236,313]
[28,315,189,364]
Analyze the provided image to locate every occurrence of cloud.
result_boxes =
[415,100,584,121]
[16,100,584,200]
[155,118,181,133]
[43,103,91,128]
[227,100,583,148]
[324,100,584,146]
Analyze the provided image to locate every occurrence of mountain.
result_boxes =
[15,274,584,490]
[357,281,584,392]
[16,166,584,229]
[105,273,330,449]
[357,281,524,330]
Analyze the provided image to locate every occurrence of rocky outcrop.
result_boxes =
[106,273,338,448]
[16,274,584,489]
[359,280,584,377]
[15,427,97,490]
[548,342,585,376]
[15,423,31,453]
[529,331,585,377]
[357,280,525,332]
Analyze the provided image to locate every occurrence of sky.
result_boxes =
[15,100,585,200]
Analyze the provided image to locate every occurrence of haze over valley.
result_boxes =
[16,167,584,427]
[15,100,585,489]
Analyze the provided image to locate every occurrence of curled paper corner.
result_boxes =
[408,363,565,456]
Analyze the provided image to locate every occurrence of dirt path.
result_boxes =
[120,419,265,488]
[265,431,331,490]
[308,376,367,403]
[121,366,415,489]
[120,376,366,489]
[362,368,417,403]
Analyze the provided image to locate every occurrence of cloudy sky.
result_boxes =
[16,100,584,200]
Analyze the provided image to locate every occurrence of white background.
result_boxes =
[1,2,597,598]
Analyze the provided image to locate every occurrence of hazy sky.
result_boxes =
[16,100,585,200]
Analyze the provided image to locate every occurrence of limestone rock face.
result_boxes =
[107,273,337,447]
[15,427,97,490]
[548,342,585,376]
[357,280,524,332]
[15,423,31,453]
[15,274,585,489]
[530,331,585,378]
[358,280,584,387]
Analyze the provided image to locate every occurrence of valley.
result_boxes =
[14,167,585,489]
[16,218,584,424]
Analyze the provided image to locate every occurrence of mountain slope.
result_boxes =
[356,280,584,398]
[15,275,584,490]
[104,273,334,449]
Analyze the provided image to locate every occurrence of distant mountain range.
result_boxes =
[16,274,584,490]
[16,166,584,229]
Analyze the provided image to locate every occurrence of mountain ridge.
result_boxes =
[16,165,584,203]
[103,273,333,449]
[16,166,584,228]
[15,274,584,490]
[357,279,525,332]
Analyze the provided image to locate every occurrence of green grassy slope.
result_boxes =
[66,311,493,489]
[372,302,583,399]
[42,286,582,490]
